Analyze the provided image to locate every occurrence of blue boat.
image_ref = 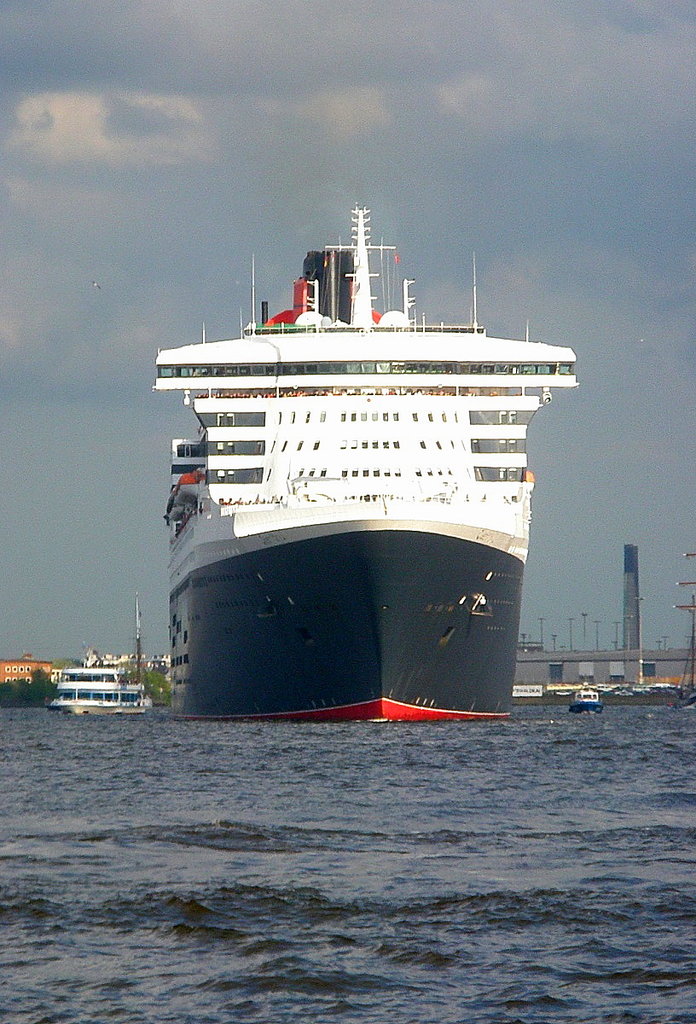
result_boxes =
[568,687,604,713]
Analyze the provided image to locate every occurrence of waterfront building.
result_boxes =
[1,654,53,684]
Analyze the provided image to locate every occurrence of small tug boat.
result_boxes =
[568,687,604,713]
[48,666,153,715]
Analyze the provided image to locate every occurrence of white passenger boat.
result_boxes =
[48,666,153,715]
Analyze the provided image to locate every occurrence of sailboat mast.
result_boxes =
[135,593,142,688]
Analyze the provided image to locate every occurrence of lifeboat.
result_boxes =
[165,468,205,522]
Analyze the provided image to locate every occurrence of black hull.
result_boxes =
[169,529,524,719]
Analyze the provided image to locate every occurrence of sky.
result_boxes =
[1,0,694,659]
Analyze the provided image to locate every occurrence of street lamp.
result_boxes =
[582,612,588,649]
[539,617,545,648]
[594,620,600,651]
[569,618,574,651]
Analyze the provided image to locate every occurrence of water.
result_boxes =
[1,706,695,1023]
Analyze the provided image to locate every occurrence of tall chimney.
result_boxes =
[623,544,640,650]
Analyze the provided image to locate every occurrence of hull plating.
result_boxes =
[170,529,523,719]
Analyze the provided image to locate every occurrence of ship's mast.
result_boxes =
[676,553,696,693]
[135,592,143,688]
[350,207,374,330]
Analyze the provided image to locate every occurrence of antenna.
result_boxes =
[525,320,529,343]
[202,321,206,344]
[250,253,256,327]
[471,252,478,330]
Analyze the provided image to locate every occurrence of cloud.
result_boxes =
[8,91,214,166]
[260,86,390,138]
[436,7,696,145]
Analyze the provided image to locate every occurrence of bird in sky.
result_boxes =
[91,280,101,290]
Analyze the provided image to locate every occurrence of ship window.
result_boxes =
[282,441,288,451]
[352,470,358,476]
[412,413,418,422]
[351,440,357,449]
[340,440,347,449]
[474,467,524,482]
[394,441,400,449]
[313,441,320,450]
[306,413,311,423]
[291,412,296,423]
[363,469,369,477]
[208,468,264,484]
[320,412,326,422]
[297,441,303,450]
[361,413,367,421]
[394,413,399,422]
[472,439,526,454]
[176,442,205,458]
[442,413,447,422]
[372,441,378,449]
[342,470,348,477]
[341,412,347,422]
[320,469,327,477]
[362,441,368,449]
[469,410,534,426]
[420,441,426,449]
[351,413,357,421]
[200,411,266,428]
[207,440,266,456]
[428,413,433,422]
[372,412,379,421]
[436,441,442,449]
[383,413,389,421]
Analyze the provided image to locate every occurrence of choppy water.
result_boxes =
[1,706,695,1023]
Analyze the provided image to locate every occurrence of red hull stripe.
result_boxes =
[180,697,509,722]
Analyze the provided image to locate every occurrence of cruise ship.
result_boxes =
[155,208,577,719]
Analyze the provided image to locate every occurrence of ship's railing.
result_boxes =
[215,491,518,515]
[193,386,523,400]
[247,323,487,336]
